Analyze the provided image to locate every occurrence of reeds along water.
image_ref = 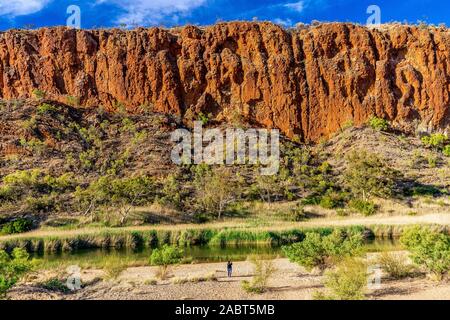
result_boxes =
[369,224,449,239]
[0,225,378,254]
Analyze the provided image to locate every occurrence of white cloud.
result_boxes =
[0,0,51,17]
[284,1,305,13]
[274,18,293,27]
[96,0,206,25]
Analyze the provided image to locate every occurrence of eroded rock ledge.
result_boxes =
[1,22,449,141]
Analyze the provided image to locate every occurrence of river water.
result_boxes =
[32,238,401,268]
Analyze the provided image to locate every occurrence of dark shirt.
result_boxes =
[227,262,233,270]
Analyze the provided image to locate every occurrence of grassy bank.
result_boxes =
[1,223,447,254]
[0,225,364,253]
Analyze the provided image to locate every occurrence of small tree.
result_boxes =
[0,248,32,298]
[193,166,241,219]
[251,168,290,203]
[149,245,183,280]
[282,230,364,272]
[241,257,277,294]
[400,226,449,280]
[76,175,156,225]
[344,151,397,201]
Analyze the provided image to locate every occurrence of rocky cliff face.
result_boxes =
[0,22,449,141]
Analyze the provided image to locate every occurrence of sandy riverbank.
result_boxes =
[8,259,450,300]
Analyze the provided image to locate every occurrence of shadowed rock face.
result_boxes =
[0,22,449,141]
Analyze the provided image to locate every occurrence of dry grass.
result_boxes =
[1,210,449,244]
[377,252,414,279]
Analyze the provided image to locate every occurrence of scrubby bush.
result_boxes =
[410,185,441,197]
[378,252,413,279]
[282,230,364,272]
[344,151,398,200]
[348,199,377,216]
[149,245,183,280]
[0,248,32,298]
[21,116,38,133]
[36,103,58,115]
[421,133,448,149]
[242,258,276,294]
[319,191,348,209]
[336,209,348,217]
[103,263,127,280]
[251,172,285,203]
[369,117,389,131]
[400,226,450,280]
[198,112,211,125]
[321,258,367,300]
[288,204,309,221]
[40,278,70,293]
[32,89,47,100]
[120,118,136,134]
[0,170,75,202]
[1,218,33,235]
[421,133,450,157]
[158,174,183,209]
[26,195,55,213]
[443,145,450,157]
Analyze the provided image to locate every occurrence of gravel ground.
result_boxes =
[8,259,450,300]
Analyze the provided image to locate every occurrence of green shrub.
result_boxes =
[400,226,449,280]
[282,230,364,272]
[36,103,58,115]
[149,245,183,280]
[443,145,450,157]
[369,117,389,131]
[241,258,276,294]
[344,151,397,200]
[410,185,441,197]
[427,155,437,168]
[348,199,377,216]
[301,195,321,206]
[288,204,309,221]
[0,248,32,298]
[378,252,413,279]
[1,170,74,195]
[319,191,347,209]
[40,278,70,293]
[322,258,367,300]
[1,218,33,235]
[120,118,136,133]
[32,89,47,100]
[21,116,38,132]
[198,112,211,125]
[159,174,183,209]
[336,209,348,217]
[26,195,55,213]
[19,138,46,155]
[421,133,448,149]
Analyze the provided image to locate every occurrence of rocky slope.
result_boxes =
[0,22,449,141]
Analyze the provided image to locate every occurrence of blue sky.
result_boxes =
[0,0,448,30]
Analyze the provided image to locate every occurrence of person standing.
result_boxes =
[227,261,233,278]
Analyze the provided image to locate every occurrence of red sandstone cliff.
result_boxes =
[0,22,449,141]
